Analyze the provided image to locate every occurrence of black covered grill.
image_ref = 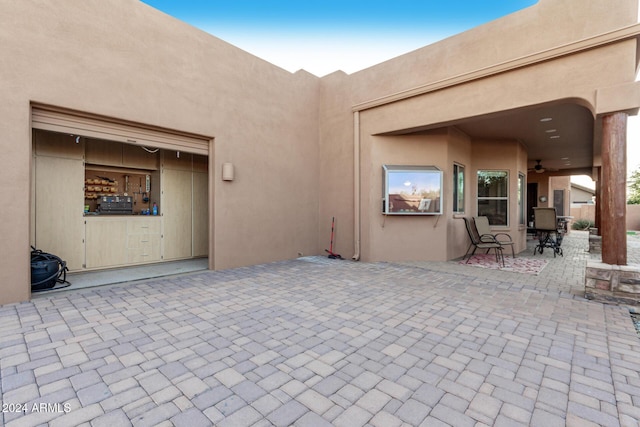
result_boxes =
[30,247,70,292]
[97,196,133,215]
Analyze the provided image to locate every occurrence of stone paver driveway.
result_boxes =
[1,232,640,426]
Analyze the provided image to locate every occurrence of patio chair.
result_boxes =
[463,217,505,267]
[474,216,515,258]
[533,207,563,257]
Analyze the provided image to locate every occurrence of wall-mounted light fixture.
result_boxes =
[222,162,234,181]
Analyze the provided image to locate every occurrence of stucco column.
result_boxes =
[601,112,627,265]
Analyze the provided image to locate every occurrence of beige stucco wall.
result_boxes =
[571,205,597,224]
[471,140,529,254]
[446,128,473,260]
[353,41,635,136]
[627,205,640,230]
[317,0,639,262]
[341,39,636,261]
[332,0,638,109]
[0,0,320,304]
[361,131,450,262]
[528,173,552,209]
[570,204,640,231]
[1,0,639,304]
[356,132,530,263]
[529,175,571,211]
[316,72,355,259]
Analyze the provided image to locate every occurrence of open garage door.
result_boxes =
[32,104,211,155]
[31,104,212,286]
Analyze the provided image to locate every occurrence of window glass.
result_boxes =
[477,170,508,225]
[518,173,525,225]
[478,200,508,225]
[453,163,465,213]
[477,171,508,197]
[382,165,443,215]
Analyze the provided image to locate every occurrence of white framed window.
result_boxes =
[477,170,509,225]
[518,173,526,225]
[453,163,465,213]
[382,165,443,215]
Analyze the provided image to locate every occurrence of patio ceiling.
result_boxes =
[388,102,596,176]
[456,103,595,174]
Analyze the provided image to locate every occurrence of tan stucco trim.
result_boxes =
[353,23,640,112]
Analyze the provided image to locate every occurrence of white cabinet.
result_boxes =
[162,153,209,260]
[122,144,159,170]
[34,155,85,271]
[162,169,193,260]
[85,140,123,167]
[126,218,161,263]
[192,171,208,257]
[34,131,206,273]
[85,139,159,170]
[85,217,161,268]
[85,218,128,268]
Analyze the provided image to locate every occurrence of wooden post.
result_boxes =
[601,112,627,265]
[594,167,601,234]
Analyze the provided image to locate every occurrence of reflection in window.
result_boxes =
[477,170,508,225]
[382,165,443,215]
[518,173,525,225]
[453,163,465,213]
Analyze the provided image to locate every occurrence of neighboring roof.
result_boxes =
[571,182,596,195]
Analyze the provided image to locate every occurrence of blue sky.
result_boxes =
[139,1,639,178]
[141,1,538,76]
[388,172,440,195]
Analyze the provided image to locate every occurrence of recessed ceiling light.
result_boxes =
[540,117,553,122]
[550,135,560,139]
[561,157,569,160]
[545,129,557,133]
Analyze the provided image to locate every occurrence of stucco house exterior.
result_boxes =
[571,183,597,205]
[1,0,639,305]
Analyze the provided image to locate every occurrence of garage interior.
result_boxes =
[31,110,210,292]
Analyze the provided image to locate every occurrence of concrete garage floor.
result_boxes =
[42,258,210,293]
[1,232,640,426]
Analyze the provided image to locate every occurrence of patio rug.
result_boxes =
[460,254,548,275]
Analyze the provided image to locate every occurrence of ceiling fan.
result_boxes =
[528,159,548,174]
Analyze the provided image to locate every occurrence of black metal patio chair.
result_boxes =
[463,217,505,267]
[474,215,516,258]
[533,207,564,257]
